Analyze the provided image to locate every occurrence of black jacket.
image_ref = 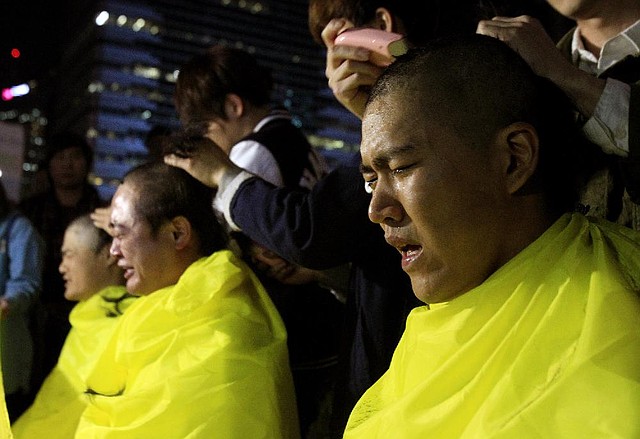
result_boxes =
[229,165,421,433]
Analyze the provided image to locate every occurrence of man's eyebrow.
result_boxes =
[359,163,374,174]
[360,144,417,173]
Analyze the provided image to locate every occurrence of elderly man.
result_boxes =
[12,215,135,438]
[346,35,640,438]
[75,163,299,438]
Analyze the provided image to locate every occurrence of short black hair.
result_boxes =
[174,45,273,127]
[367,34,585,215]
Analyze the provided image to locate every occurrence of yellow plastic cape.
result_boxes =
[344,213,640,438]
[12,286,135,439]
[75,249,299,439]
[0,337,12,439]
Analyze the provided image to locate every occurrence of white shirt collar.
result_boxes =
[571,19,640,74]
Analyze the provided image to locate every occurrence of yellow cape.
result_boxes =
[75,250,299,438]
[0,347,12,439]
[12,286,135,438]
[345,213,640,438]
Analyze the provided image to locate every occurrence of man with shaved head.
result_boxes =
[348,34,640,437]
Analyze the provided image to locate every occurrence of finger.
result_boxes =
[325,45,371,80]
[164,154,187,169]
[321,18,350,49]
[492,15,533,23]
[331,43,372,61]
[330,62,380,93]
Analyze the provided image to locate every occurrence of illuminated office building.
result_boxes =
[28,0,361,199]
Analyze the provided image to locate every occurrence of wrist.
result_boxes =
[553,65,605,118]
[216,164,243,189]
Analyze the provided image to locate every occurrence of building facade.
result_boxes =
[3,0,361,200]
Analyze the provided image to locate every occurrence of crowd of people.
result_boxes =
[0,0,639,437]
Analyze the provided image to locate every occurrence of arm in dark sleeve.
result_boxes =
[229,166,373,269]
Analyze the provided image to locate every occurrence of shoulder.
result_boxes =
[2,211,34,233]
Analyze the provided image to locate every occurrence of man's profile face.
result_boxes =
[109,181,177,296]
[59,225,107,302]
[360,91,511,303]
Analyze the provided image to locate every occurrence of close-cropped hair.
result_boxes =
[174,45,273,127]
[367,34,585,215]
[308,0,502,46]
[122,162,227,256]
[68,214,112,254]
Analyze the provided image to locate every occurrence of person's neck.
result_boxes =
[240,106,271,138]
[577,3,640,56]
[55,185,85,207]
[499,202,559,268]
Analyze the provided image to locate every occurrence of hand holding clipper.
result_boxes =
[334,28,408,67]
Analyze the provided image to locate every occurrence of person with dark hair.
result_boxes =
[76,163,298,438]
[12,215,135,438]
[0,179,43,422]
[19,132,104,391]
[173,45,344,437]
[344,35,640,438]
[477,0,640,230]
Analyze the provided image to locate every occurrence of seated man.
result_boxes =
[75,163,298,438]
[345,35,640,437]
[12,214,135,438]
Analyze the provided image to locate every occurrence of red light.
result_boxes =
[10,48,20,59]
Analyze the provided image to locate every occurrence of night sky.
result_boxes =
[0,1,574,90]
[0,0,65,88]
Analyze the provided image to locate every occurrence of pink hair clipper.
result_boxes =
[334,28,408,67]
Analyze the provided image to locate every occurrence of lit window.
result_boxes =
[95,11,110,26]
[132,18,145,32]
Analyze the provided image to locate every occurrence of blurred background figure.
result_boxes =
[18,132,105,396]
[12,214,134,438]
[0,178,43,422]
[173,45,345,437]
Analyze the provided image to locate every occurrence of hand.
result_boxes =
[476,15,604,118]
[164,137,242,189]
[476,16,571,80]
[322,18,386,119]
[249,244,320,285]
[91,207,114,236]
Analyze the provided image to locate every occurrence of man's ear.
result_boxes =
[224,94,244,119]
[169,216,192,250]
[374,7,395,32]
[499,122,540,195]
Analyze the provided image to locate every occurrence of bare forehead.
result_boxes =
[63,225,95,250]
[111,183,141,223]
[362,98,422,154]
